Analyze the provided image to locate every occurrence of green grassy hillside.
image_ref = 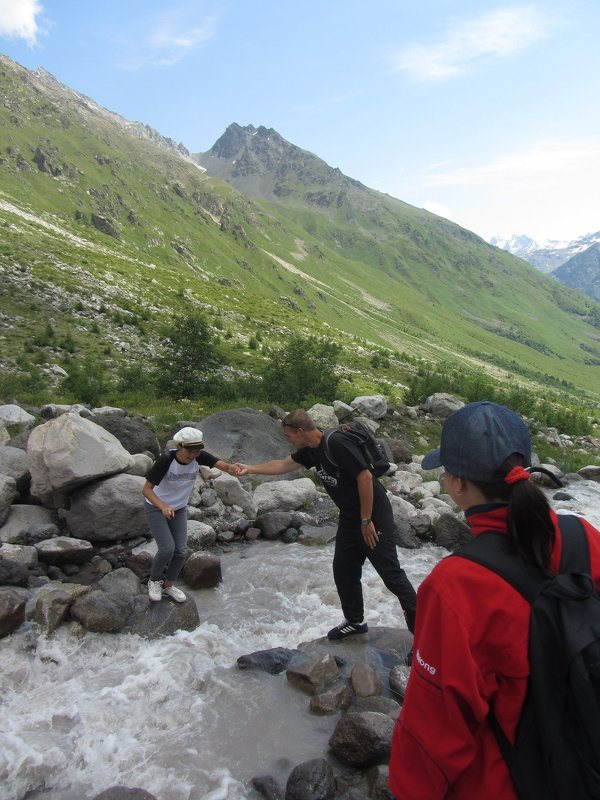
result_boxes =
[1,54,600,421]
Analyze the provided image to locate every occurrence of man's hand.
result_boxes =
[233,463,249,476]
[361,520,379,549]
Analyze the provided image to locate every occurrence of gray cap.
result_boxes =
[421,401,531,482]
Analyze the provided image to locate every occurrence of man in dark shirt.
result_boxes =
[236,410,417,639]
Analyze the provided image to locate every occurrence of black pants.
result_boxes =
[332,519,417,632]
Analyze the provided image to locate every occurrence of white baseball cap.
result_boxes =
[172,427,204,446]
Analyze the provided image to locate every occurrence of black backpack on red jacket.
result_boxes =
[455,514,600,800]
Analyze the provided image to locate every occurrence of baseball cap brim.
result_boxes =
[421,447,442,470]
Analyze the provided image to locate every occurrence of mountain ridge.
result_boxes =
[2,53,600,408]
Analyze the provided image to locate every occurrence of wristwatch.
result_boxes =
[360,518,372,525]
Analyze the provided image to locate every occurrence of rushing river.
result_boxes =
[2,480,600,800]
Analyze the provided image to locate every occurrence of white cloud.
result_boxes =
[421,139,600,241]
[139,9,217,67]
[422,200,456,222]
[0,0,44,46]
[393,6,559,81]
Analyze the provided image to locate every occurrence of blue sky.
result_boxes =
[1,0,599,244]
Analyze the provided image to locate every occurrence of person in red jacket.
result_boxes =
[388,401,600,800]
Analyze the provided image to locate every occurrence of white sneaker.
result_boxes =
[148,579,163,602]
[163,584,186,603]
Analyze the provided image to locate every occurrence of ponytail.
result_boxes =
[472,455,556,572]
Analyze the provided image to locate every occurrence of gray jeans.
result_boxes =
[145,505,188,581]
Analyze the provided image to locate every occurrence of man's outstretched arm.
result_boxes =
[235,455,302,476]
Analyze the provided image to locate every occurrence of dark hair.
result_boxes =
[282,410,316,430]
[472,454,555,571]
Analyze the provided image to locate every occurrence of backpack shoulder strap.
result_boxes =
[455,531,546,604]
[556,514,590,574]
[321,429,340,468]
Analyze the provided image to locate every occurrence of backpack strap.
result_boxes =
[321,429,340,469]
[556,514,590,574]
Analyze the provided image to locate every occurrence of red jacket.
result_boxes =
[388,505,600,800]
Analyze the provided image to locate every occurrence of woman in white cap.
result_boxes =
[142,426,237,602]
[389,401,600,800]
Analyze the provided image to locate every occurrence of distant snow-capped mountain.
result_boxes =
[490,231,600,275]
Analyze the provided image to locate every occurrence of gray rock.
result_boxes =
[329,711,394,767]
[258,511,293,540]
[346,696,400,718]
[199,408,294,465]
[0,474,17,526]
[0,557,29,586]
[431,513,471,551]
[124,453,153,477]
[70,588,134,632]
[181,552,222,589]
[351,663,383,697]
[309,684,352,715]
[34,536,94,566]
[186,519,217,550]
[211,472,257,518]
[62,473,147,542]
[0,542,38,567]
[0,586,26,637]
[28,413,135,500]
[90,414,160,457]
[0,505,55,544]
[0,445,29,490]
[350,395,388,420]
[33,582,89,634]
[252,775,284,800]
[307,404,338,429]
[254,478,318,514]
[286,653,340,695]
[421,393,464,418]
[388,664,410,700]
[0,404,35,425]
[298,525,337,546]
[577,465,600,482]
[285,758,336,800]
[333,401,354,421]
[237,647,301,674]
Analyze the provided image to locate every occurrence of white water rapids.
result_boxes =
[2,481,600,800]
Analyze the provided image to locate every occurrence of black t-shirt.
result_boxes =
[291,431,388,523]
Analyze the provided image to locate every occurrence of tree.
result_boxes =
[154,312,223,399]
[261,335,340,405]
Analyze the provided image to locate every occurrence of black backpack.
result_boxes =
[322,420,392,478]
[455,514,600,800]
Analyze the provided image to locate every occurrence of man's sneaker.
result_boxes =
[163,584,186,603]
[148,579,163,602]
[327,619,368,640]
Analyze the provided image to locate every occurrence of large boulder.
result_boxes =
[422,393,464,418]
[0,404,35,425]
[181,552,222,589]
[212,472,257,517]
[28,413,135,501]
[61,474,147,542]
[0,504,56,544]
[351,395,388,420]
[307,404,338,429]
[198,408,296,466]
[253,478,319,515]
[34,536,94,566]
[89,414,160,457]
[328,711,394,767]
